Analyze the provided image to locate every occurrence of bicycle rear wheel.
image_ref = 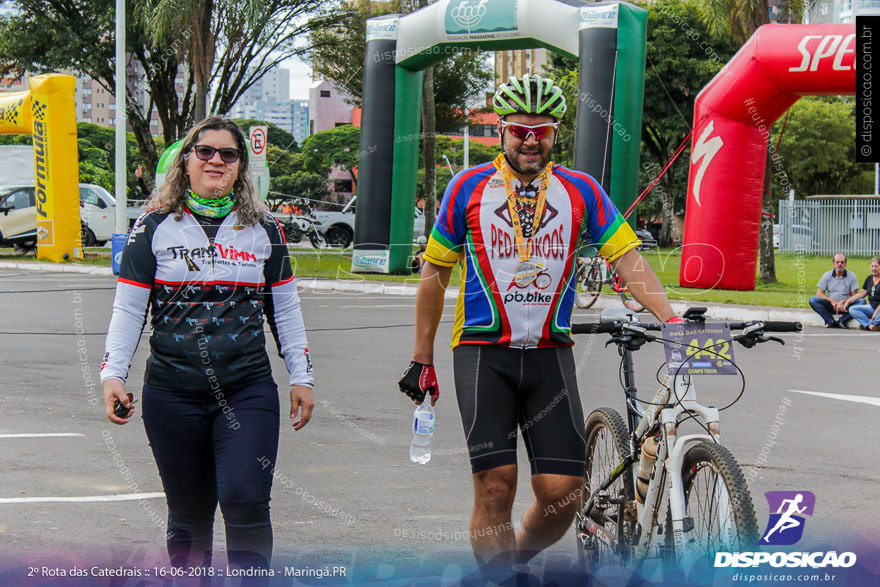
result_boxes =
[618,288,645,313]
[574,260,603,309]
[667,442,758,558]
[576,407,635,569]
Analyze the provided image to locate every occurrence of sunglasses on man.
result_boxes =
[500,121,559,142]
[190,144,242,164]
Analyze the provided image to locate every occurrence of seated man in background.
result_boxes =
[808,253,862,328]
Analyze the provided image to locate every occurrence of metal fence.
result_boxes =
[778,199,880,256]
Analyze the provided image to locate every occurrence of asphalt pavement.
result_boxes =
[0,266,877,585]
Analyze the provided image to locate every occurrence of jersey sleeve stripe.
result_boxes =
[424,227,461,267]
[117,277,153,289]
[272,275,295,287]
[596,215,641,262]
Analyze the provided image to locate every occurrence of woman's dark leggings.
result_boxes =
[142,379,280,569]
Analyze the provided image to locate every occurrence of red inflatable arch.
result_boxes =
[680,24,856,290]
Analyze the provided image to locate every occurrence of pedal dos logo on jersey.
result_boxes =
[760,490,815,546]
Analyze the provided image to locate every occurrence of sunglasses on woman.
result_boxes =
[191,144,241,164]
[500,121,559,142]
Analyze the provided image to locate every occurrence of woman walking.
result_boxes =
[100,116,314,570]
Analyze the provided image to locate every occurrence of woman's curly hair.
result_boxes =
[148,116,268,226]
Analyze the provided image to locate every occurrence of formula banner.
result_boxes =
[29,74,82,261]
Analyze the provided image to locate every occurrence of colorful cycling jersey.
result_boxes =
[100,208,313,391]
[424,154,640,349]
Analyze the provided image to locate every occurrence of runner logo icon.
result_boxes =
[759,490,815,545]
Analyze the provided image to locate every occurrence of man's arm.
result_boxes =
[815,287,836,303]
[412,261,454,363]
[610,249,676,322]
[841,288,867,309]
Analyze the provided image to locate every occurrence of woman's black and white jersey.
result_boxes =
[100,208,313,392]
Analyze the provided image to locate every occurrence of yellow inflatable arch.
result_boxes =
[0,73,81,261]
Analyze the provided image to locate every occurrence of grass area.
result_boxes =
[3,246,870,309]
[639,248,869,308]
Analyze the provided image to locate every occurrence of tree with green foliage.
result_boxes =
[771,97,874,197]
[0,0,341,184]
[309,0,493,235]
[697,0,816,283]
[301,125,361,179]
[640,0,736,246]
[543,0,735,246]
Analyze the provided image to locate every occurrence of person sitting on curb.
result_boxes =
[808,253,862,328]
[843,257,880,330]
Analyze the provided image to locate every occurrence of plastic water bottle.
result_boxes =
[409,397,435,464]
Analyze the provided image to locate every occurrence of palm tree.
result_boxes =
[140,0,217,122]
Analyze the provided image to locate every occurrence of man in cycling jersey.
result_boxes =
[399,74,679,572]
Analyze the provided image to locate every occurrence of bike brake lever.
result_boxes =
[767,335,785,345]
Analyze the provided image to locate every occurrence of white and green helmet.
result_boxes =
[492,74,567,118]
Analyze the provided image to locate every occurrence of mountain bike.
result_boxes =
[574,256,645,312]
[571,307,801,570]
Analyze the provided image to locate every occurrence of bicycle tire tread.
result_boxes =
[679,442,759,548]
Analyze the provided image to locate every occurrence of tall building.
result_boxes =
[494,48,551,87]
[227,66,300,137]
[291,99,309,144]
[73,59,186,136]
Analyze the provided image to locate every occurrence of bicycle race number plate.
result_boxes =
[661,322,737,375]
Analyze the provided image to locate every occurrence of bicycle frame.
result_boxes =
[585,343,724,564]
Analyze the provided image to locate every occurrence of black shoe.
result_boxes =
[826,321,839,328]
[860,325,868,330]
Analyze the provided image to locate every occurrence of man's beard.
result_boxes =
[503,137,552,176]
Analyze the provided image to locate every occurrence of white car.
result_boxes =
[310,195,427,248]
[0,183,140,248]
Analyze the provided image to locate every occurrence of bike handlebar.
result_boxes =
[570,320,802,335]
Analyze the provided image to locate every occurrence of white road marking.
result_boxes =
[788,389,880,407]
[0,493,164,504]
[0,433,86,439]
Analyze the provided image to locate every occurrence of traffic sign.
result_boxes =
[249,126,267,168]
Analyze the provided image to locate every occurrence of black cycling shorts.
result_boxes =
[452,345,586,476]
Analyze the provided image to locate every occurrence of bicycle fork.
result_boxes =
[635,376,723,564]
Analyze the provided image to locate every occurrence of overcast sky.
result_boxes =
[283,56,317,100]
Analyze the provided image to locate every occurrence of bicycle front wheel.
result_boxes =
[667,442,758,558]
[577,407,635,569]
[574,262,603,309]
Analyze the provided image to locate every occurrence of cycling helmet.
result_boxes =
[492,74,567,119]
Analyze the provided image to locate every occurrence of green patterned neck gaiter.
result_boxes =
[186,190,235,218]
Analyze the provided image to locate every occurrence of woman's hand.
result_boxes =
[104,379,133,425]
[289,385,314,431]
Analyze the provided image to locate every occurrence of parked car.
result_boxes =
[310,195,426,248]
[0,183,142,249]
[0,185,38,248]
[634,228,658,250]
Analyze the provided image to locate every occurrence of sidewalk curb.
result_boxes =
[1,261,825,326]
